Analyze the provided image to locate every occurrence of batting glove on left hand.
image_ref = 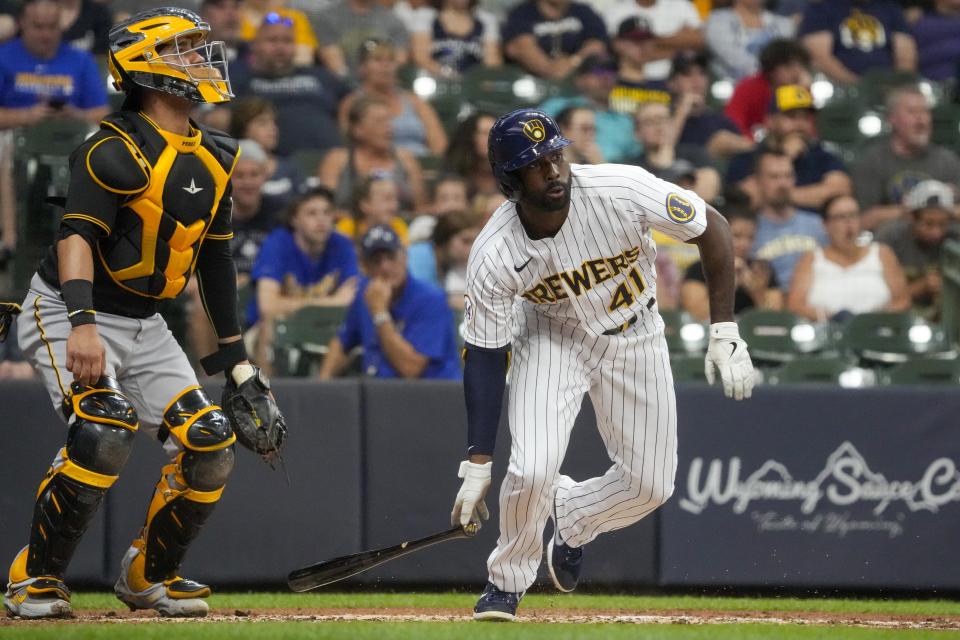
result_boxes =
[705,322,755,401]
[451,460,491,529]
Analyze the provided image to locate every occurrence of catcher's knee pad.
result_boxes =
[133,387,235,583]
[28,378,138,578]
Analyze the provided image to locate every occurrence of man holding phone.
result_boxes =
[0,0,109,130]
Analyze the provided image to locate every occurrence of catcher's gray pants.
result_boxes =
[19,274,201,459]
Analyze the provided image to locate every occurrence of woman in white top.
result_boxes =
[788,195,910,322]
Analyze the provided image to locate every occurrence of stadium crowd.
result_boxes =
[0,0,958,379]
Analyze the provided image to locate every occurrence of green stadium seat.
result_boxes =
[767,355,857,385]
[273,305,348,376]
[816,99,871,147]
[838,312,955,364]
[670,355,707,384]
[12,119,96,291]
[736,309,831,364]
[932,103,960,148]
[426,77,466,134]
[855,69,921,108]
[462,65,543,115]
[288,148,327,179]
[879,358,960,385]
[660,310,707,355]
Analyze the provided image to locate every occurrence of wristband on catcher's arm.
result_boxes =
[200,340,249,376]
[61,279,96,327]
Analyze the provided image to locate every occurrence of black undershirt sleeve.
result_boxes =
[463,343,510,456]
[195,193,240,339]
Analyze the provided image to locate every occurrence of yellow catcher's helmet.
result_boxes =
[108,7,233,104]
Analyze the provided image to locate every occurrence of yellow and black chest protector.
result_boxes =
[74,111,238,302]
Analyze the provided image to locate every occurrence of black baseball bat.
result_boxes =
[287,522,479,592]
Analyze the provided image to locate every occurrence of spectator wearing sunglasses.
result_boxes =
[230,13,350,155]
[239,0,318,66]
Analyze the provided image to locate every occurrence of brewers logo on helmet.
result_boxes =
[488,109,571,201]
[108,7,233,104]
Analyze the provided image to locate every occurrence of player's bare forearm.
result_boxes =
[57,234,95,283]
[689,206,735,323]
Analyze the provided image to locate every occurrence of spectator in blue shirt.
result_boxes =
[750,149,828,289]
[502,0,608,81]
[319,224,462,380]
[248,186,359,370]
[799,0,916,85]
[726,84,851,212]
[250,186,360,328]
[0,0,108,130]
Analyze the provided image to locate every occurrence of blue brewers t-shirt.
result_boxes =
[0,39,107,109]
[337,276,462,380]
[502,0,607,58]
[752,209,827,290]
[799,0,909,76]
[248,228,359,325]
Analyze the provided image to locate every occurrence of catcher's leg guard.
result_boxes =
[5,378,137,618]
[115,387,234,617]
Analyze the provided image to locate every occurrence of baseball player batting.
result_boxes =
[1,8,285,620]
[450,109,755,621]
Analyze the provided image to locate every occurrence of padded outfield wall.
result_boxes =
[0,380,956,591]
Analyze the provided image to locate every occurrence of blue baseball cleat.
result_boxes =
[473,582,522,621]
[547,516,583,593]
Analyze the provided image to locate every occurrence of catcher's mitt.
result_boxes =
[221,365,287,458]
[0,302,22,343]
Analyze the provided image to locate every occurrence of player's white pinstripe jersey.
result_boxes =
[463,163,708,348]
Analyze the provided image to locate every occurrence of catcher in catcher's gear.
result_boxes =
[2,7,285,620]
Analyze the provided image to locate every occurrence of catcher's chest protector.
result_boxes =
[94,111,237,299]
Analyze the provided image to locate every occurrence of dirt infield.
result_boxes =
[4,608,960,630]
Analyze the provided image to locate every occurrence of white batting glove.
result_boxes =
[450,460,492,528]
[704,322,755,401]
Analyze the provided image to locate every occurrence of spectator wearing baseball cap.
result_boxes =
[603,0,705,82]
[875,180,959,318]
[608,16,672,116]
[319,224,463,380]
[539,53,641,163]
[726,84,851,211]
[667,51,752,161]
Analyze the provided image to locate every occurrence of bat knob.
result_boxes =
[463,522,479,537]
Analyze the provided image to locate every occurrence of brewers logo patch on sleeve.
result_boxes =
[666,193,696,224]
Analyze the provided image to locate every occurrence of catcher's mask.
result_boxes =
[108,7,233,105]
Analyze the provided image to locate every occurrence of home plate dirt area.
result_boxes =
[4,607,960,630]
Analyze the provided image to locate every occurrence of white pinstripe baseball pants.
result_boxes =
[487,310,677,593]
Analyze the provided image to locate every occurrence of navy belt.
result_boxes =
[603,314,638,336]
[602,299,655,336]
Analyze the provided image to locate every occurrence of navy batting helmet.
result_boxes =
[488,109,571,201]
